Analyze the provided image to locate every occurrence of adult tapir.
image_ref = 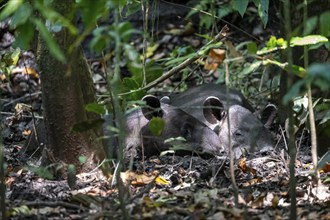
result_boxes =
[107,95,224,158]
[167,84,275,158]
[25,95,224,159]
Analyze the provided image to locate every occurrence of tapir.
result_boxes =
[167,84,275,158]
[25,95,224,159]
[114,95,224,157]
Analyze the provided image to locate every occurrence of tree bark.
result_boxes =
[36,0,105,177]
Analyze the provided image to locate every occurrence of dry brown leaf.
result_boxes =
[251,194,266,209]
[204,48,226,70]
[238,157,257,175]
[23,129,32,136]
[319,163,330,173]
[242,177,262,187]
[12,67,39,78]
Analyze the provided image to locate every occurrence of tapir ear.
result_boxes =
[203,96,225,124]
[160,96,171,104]
[260,104,277,129]
[142,95,163,120]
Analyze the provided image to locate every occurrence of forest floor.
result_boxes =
[1,1,330,219]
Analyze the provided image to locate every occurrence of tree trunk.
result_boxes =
[36,0,105,177]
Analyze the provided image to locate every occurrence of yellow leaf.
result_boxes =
[155,176,170,186]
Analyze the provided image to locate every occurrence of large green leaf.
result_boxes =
[232,0,248,18]
[33,1,78,35]
[320,11,330,37]
[290,35,328,46]
[85,103,106,115]
[148,117,165,137]
[10,2,32,27]
[13,21,34,49]
[0,0,23,20]
[76,0,108,30]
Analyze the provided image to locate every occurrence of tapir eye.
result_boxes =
[182,123,193,139]
[234,130,242,137]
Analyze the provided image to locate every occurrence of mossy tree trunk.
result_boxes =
[36,0,105,176]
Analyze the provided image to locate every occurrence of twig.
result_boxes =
[3,92,42,107]
[24,200,85,210]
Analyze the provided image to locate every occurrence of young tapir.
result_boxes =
[167,84,275,158]
[24,95,224,159]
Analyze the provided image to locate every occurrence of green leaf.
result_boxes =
[308,63,330,83]
[320,11,330,37]
[12,21,34,49]
[264,59,306,77]
[10,2,32,27]
[320,110,330,125]
[125,0,141,16]
[303,16,318,36]
[217,5,233,19]
[282,80,305,105]
[145,61,163,84]
[32,19,66,62]
[10,48,21,66]
[257,0,269,28]
[247,42,258,54]
[85,103,106,115]
[89,26,111,52]
[290,35,329,46]
[120,77,145,101]
[148,117,165,136]
[239,60,262,77]
[0,0,23,20]
[164,137,189,151]
[124,44,139,62]
[78,156,87,164]
[117,22,135,42]
[232,0,249,17]
[266,36,278,48]
[33,1,78,35]
[76,0,108,30]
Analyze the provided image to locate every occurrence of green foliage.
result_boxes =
[293,9,330,37]
[0,48,20,80]
[257,35,328,79]
[76,0,109,30]
[85,103,106,115]
[148,117,165,136]
[283,64,330,105]
[187,0,269,29]
[162,46,195,66]
[232,0,249,18]
[320,11,330,37]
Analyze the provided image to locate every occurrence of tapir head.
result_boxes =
[125,95,223,157]
[202,96,275,158]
